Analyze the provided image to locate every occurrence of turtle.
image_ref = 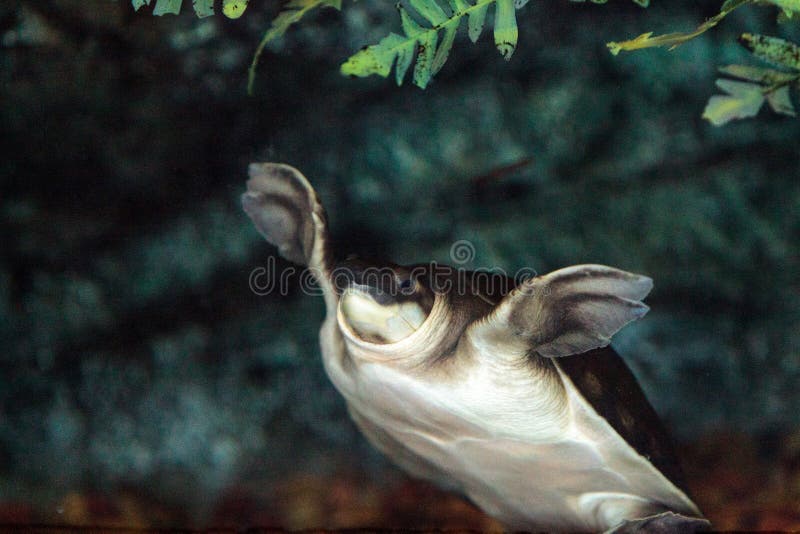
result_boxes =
[241,163,710,533]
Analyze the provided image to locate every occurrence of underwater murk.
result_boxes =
[1,0,799,532]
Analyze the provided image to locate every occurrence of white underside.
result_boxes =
[319,314,700,532]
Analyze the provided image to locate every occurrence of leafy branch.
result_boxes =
[702,34,800,125]
[607,0,800,125]
[129,0,800,126]
[607,0,750,55]
[129,0,648,91]
[244,0,644,91]
[341,0,528,89]
[339,0,649,88]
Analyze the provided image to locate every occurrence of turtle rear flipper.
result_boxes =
[242,163,336,311]
[608,511,711,533]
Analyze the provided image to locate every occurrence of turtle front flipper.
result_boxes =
[468,264,653,359]
[606,511,711,533]
[242,163,337,312]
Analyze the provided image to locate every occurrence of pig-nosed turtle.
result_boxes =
[241,163,709,533]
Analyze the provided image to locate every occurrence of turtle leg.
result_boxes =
[606,511,712,533]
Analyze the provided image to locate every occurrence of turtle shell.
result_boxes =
[554,346,689,492]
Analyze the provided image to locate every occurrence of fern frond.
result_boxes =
[340,0,526,89]
[247,0,343,94]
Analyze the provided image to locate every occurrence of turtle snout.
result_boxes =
[334,258,399,302]
[345,283,396,306]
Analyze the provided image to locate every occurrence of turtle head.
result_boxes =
[335,258,435,344]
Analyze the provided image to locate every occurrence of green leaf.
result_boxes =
[222,0,249,19]
[132,0,151,11]
[494,0,518,60]
[432,20,460,74]
[707,56,800,125]
[467,3,489,43]
[718,64,799,85]
[702,79,765,126]
[192,0,214,18]
[393,34,416,84]
[765,85,797,116]
[247,0,343,94]
[153,0,182,16]
[410,0,448,25]
[739,33,800,71]
[414,26,437,87]
[341,0,528,89]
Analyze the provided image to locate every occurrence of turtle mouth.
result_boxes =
[339,286,429,344]
[336,291,452,367]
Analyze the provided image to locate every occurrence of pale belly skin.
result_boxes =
[318,313,700,532]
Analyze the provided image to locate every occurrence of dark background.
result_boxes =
[1,0,799,529]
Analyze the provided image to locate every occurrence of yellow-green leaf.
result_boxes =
[718,64,799,85]
[222,0,248,19]
[608,0,752,55]
[494,0,518,60]
[703,79,766,126]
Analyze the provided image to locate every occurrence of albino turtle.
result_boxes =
[242,163,709,532]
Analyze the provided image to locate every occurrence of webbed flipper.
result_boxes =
[242,163,337,312]
[607,511,711,533]
[469,264,652,359]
